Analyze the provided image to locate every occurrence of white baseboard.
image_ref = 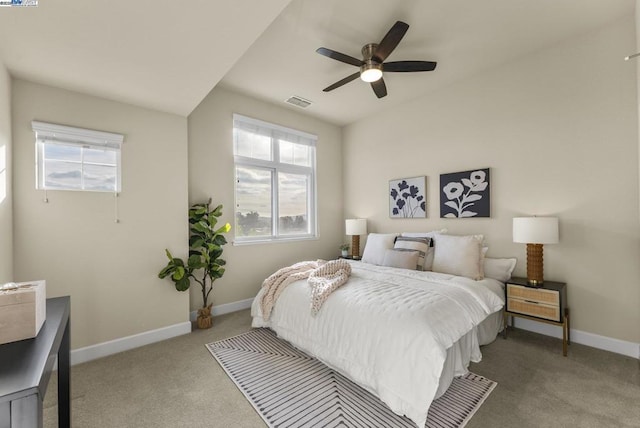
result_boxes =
[67,299,638,367]
[70,299,254,367]
[190,297,254,322]
[70,321,192,366]
[513,318,640,359]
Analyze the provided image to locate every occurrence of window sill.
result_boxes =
[232,235,319,246]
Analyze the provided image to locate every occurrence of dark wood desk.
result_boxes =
[0,297,71,427]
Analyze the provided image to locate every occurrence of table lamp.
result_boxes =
[513,217,559,286]
[345,219,367,259]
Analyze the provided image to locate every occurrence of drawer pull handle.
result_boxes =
[524,300,539,304]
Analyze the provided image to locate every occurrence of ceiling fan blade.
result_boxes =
[383,61,437,72]
[316,47,363,67]
[370,78,387,98]
[373,21,409,62]
[323,72,361,92]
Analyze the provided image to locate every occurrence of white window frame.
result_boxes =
[233,114,318,244]
[32,121,124,192]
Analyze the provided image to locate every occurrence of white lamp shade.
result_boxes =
[345,219,367,236]
[513,217,559,244]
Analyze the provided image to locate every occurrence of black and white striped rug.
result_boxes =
[206,328,496,428]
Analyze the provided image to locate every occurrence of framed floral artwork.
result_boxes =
[440,168,490,218]
[389,176,426,218]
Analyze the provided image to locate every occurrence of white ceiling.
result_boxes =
[0,0,634,124]
[220,0,635,125]
[0,0,292,116]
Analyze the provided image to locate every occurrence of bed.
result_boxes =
[251,252,507,428]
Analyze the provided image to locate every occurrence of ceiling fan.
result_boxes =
[316,21,437,99]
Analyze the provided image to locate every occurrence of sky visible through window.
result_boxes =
[43,143,118,191]
[235,168,308,218]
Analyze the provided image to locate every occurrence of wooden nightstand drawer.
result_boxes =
[506,297,560,322]
[503,277,569,356]
[506,283,559,306]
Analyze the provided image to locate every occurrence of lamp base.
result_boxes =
[526,243,544,286]
[527,278,544,287]
[351,235,361,259]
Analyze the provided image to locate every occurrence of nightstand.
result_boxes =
[503,277,570,356]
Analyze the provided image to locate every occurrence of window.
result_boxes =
[233,114,317,242]
[32,121,123,192]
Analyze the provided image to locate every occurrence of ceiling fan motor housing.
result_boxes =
[361,43,378,61]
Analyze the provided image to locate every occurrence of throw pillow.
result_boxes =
[393,236,431,270]
[382,249,420,270]
[432,234,484,280]
[361,233,398,266]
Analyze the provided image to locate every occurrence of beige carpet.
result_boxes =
[44,309,640,428]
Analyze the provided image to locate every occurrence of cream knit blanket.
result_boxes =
[308,259,351,316]
[260,260,322,320]
[260,259,352,320]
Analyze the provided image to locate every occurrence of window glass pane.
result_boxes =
[44,143,81,162]
[235,166,272,237]
[278,172,308,235]
[279,139,310,166]
[235,129,271,161]
[43,160,82,189]
[84,147,117,165]
[84,164,117,191]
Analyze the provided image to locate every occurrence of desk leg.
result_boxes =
[10,394,41,428]
[58,316,71,428]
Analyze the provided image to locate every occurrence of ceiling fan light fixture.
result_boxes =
[361,68,382,82]
[360,65,382,82]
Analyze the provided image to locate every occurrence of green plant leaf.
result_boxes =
[172,266,185,280]
[210,248,223,260]
[213,235,227,246]
[189,237,204,249]
[158,264,175,279]
[211,268,225,279]
[175,275,191,291]
[187,254,204,269]
[192,222,209,234]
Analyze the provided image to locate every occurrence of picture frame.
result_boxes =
[389,176,427,218]
[440,168,490,218]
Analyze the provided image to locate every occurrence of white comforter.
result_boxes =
[251,261,504,428]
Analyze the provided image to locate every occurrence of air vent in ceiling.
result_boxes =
[285,96,312,109]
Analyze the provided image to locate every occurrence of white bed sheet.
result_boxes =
[251,260,504,427]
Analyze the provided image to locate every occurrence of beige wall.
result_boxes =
[12,80,190,349]
[343,17,640,343]
[187,86,343,311]
[0,64,11,283]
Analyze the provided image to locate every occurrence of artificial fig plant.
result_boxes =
[158,199,231,327]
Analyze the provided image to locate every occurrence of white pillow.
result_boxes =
[432,234,484,280]
[382,249,420,270]
[361,233,398,266]
[484,257,517,283]
[401,229,447,271]
[394,236,431,270]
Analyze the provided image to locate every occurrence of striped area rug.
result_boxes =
[206,328,496,428]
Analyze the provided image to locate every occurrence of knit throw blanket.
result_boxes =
[260,259,352,320]
[308,259,351,316]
